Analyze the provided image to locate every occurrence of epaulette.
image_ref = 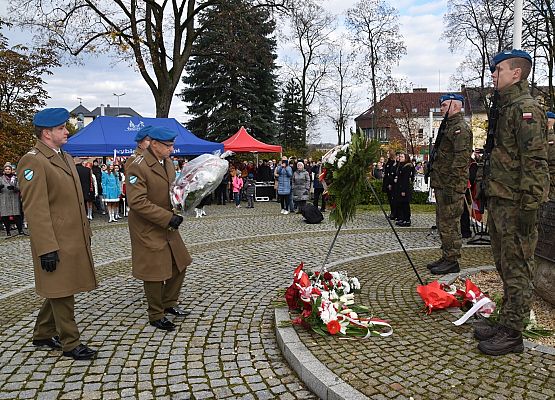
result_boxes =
[27,149,38,155]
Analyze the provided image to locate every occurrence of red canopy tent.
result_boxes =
[222,126,282,154]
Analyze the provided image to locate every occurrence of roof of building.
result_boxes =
[87,105,142,118]
[69,105,91,116]
[355,89,469,122]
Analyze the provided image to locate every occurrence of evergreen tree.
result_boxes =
[277,78,304,150]
[180,0,279,143]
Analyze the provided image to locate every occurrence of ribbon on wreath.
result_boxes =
[338,314,394,338]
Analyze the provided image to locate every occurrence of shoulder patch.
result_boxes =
[27,149,38,155]
[23,169,34,181]
[522,112,533,120]
[129,175,138,184]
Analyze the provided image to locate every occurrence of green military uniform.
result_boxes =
[18,141,97,352]
[485,79,549,332]
[547,131,555,200]
[126,148,192,322]
[430,112,473,262]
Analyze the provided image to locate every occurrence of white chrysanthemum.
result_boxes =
[351,277,361,290]
[341,143,350,151]
[329,290,339,301]
[341,280,351,293]
[337,156,347,169]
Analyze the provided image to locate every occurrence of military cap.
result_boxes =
[33,108,70,128]
[439,93,464,104]
[546,111,555,119]
[135,125,153,142]
[149,126,178,142]
[489,49,532,73]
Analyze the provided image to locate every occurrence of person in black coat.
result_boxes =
[394,153,414,227]
[382,150,398,219]
[74,158,95,220]
[256,159,273,182]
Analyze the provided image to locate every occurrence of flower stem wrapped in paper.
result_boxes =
[170,152,230,213]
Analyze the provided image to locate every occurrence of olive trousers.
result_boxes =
[143,263,186,322]
[34,296,80,352]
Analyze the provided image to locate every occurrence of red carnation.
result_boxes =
[323,272,333,281]
[326,320,341,335]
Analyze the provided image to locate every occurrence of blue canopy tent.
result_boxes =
[64,116,223,156]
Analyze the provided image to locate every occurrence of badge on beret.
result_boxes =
[129,175,138,184]
[24,169,34,181]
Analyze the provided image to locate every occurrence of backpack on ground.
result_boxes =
[301,204,324,224]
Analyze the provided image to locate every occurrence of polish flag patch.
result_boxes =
[522,112,533,120]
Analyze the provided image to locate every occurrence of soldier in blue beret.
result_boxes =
[17,108,98,360]
[126,125,192,331]
[476,49,549,355]
[125,125,153,170]
[426,93,473,275]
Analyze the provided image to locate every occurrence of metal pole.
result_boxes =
[368,180,424,285]
[513,0,523,49]
[113,93,126,117]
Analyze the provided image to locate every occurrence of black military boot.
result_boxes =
[478,325,524,356]
[430,259,460,275]
[474,319,499,341]
[426,257,444,270]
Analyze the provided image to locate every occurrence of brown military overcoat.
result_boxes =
[126,148,192,281]
[17,140,97,298]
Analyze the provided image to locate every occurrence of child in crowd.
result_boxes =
[232,172,243,208]
[244,173,256,208]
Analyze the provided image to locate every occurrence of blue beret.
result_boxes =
[149,126,178,142]
[547,111,555,119]
[135,125,153,142]
[489,49,532,73]
[33,108,70,128]
[439,93,464,105]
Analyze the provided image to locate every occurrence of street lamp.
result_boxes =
[113,93,126,117]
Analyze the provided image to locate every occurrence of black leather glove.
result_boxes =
[518,209,537,235]
[7,185,14,191]
[168,214,184,230]
[40,251,59,272]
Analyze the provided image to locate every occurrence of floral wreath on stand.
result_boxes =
[285,131,389,338]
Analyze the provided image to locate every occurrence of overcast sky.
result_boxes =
[1,0,465,143]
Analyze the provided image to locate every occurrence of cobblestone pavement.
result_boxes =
[0,201,476,399]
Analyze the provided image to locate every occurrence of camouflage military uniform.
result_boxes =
[547,131,555,200]
[430,112,473,261]
[485,79,549,332]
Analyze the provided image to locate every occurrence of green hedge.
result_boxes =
[363,179,430,205]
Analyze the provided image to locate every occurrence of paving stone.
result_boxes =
[0,205,552,399]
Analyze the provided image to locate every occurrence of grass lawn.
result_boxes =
[358,204,436,213]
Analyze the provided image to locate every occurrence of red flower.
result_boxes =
[323,272,333,281]
[326,320,341,335]
[311,287,322,296]
[293,262,304,283]
[302,308,312,318]
[319,168,327,181]
[285,284,300,309]
[299,273,310,288]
